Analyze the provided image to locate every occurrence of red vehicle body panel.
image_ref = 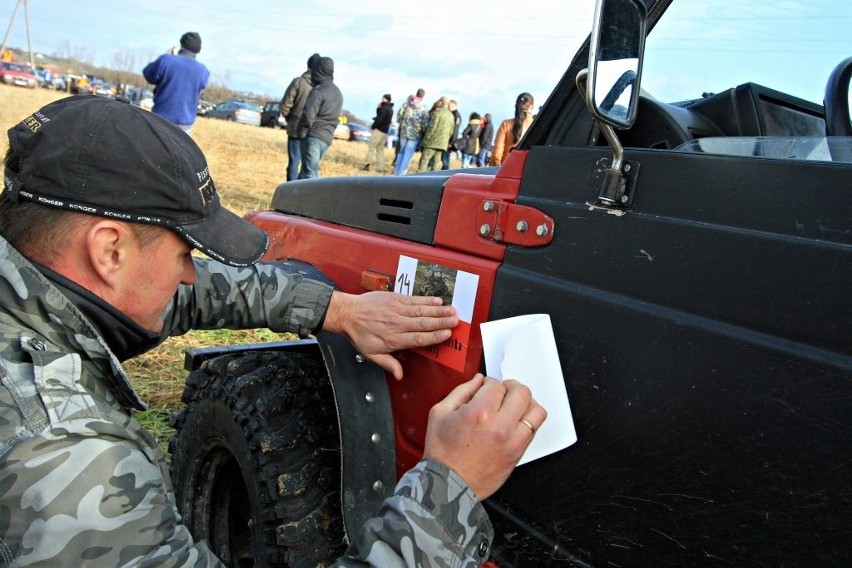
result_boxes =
[245,151,531,475]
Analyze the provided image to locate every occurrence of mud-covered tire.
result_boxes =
[168,350,345,567]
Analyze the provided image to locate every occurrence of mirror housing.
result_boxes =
[587,0,647,128]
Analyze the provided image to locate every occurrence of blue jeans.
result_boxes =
[298,136,329,179]
[394,137,419,175]
[477,148,492,167]
[286,136,302,181]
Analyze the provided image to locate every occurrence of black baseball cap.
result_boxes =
[4,95,269,267]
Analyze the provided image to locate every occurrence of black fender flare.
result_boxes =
[183,260,396,538]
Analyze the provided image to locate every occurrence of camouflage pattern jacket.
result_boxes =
[0,237,493,566]
[396,95,429,141]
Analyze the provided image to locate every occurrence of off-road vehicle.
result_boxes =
[169,0,852,565]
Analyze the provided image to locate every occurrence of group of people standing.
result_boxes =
[390,90,465,175]
[143,39,535,179]
[278,53,344,180]
[374,88,536,175]
[144,40,343,180]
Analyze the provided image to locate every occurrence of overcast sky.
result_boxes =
[2,1,849,124]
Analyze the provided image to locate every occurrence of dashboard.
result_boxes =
[618,82,826,151]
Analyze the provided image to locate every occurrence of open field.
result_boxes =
[0,84,454,450]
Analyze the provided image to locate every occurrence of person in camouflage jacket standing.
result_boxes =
[393,88,430,176]
[418,97,455,172]
[0,96,545,566]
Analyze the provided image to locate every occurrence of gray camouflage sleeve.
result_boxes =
[0,412,224,566]
[334,459,494,568]
[163,259,334,337]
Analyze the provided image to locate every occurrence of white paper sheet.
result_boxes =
[481,314,576,465]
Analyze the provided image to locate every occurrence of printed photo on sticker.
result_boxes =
[414,263,457,307]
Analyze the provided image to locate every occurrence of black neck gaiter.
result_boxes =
[35,263,163,361]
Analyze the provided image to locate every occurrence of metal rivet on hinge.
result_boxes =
[516,220,528,233]
[536,224,549,237]
[371,433,381,444]
[623,164,632,173]
[483,200,494,211]
[355,354,365,363]
[365,392,375,403]
[372,480,384,492]
[479,224,491,236]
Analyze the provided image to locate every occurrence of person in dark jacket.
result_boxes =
[363,94,394,172]
[280,53,320,181]
[477,112,495,167]
[442,99,462,170]
[142,32,210,136]
[297,56,343,179]
[460,112,482,168]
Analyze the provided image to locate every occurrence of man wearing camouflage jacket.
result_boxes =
[0,96,545,566]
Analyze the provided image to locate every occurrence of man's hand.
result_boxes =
[321,291,459,380]
[423,374,547,500]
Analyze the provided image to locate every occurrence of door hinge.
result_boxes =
[476,199,554,246]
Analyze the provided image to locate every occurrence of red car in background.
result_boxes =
[0,62,38,88]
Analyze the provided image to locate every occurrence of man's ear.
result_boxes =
[85,220,133,288]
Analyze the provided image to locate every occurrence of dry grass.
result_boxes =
[0,84,457,450]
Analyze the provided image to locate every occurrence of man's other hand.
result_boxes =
[423,374,547,500]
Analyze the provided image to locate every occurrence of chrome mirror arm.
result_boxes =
[577,68,629,205]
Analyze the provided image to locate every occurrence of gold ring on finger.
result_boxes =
[520,418,537,435]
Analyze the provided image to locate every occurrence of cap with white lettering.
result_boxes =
[4,95,268,267]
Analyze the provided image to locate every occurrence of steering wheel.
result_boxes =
[824,57,852,161]
[825,57,852,136]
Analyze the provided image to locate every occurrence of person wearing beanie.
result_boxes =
[363,93,394,173]
[142,31,210,136]
[0,94,543,567]
[297,56,344,179]
[180,31,202,54]
[280,53,320,181]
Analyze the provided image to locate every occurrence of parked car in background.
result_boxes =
[347,123,371,143]
[129,86,154,110]
[197,100,214,116]
[333,122,350,140]
[34,64,61,89]
[0,62,38,88]
[206,100,262,126]
[260,101,284,128]
[90,80,115,97]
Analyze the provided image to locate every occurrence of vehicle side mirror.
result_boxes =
[587,0,647,128]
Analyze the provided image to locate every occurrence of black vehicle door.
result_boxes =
[486,143,852,567]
